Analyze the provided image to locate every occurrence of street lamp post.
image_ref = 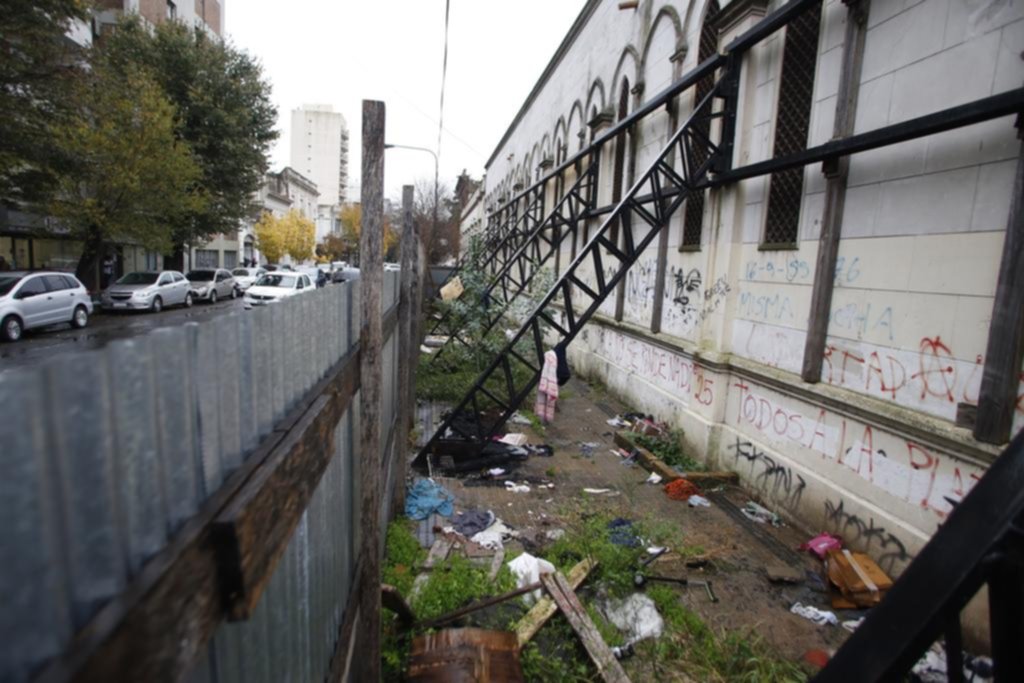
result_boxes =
[384,143,439,262]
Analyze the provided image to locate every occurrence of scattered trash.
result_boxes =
[606,416,629,428]
[645,472,663,485]
[841,617,863,633]
[499,433,528,446]
[524,444,554,457]
[603,593,664,642]
[790,602,838,626]
[764,563,804,584]
[451,509,494,537]
[505,481,531,493]
[405,479,455,520]
[509,412,531,425]
[472,520,516,551]
[912,642,994,683]
[688,494,711,508]
[487,468,506,477]
[507,552,556,605]
[634,572,719,602]
[579,441,600,457]
[741,501,781,526]
[664,478,700,501]
[644,547,667,559]
[607,518,640,547]
[545,529,566,541]
[800,532,843,559]
[803,649,830,668]
[439,276,464,301]
[611,643,635,661]
[419,344,435,354]
[583,487,614,494]
[825,548,892,608]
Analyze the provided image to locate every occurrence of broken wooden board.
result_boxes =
[613,432,738,484]
[411,537,454,599]
[407,628,524,682]
[381,584,415,626]
[541,572,631,683]
[516,557,596,647]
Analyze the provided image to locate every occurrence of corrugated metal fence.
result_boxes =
[1,271,402,683]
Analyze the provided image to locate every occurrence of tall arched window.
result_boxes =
[680,0,719,250]
[762,2,822,248]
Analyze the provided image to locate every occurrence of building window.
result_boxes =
[223,250,237,269]
[167,1,177,20]
[145,250,159,271]
[762,2,821,249]
[196,249,219,268]
[681,0,720,251]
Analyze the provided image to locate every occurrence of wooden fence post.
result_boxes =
[393,184,418,517]
[357,99,385,681]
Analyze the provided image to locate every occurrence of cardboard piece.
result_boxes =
[440,276,464,301]
[825,549,892,608]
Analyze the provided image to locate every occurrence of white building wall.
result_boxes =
[291,105,348,207]
[483,0,1024,587]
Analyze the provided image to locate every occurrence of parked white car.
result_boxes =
[187,268,237,303]
[101,271,192,313]
[231,266,267,292]
[243,272,314,306]
[0,271,93,342]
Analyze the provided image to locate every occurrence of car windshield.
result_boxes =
[232,268,251,277]
[116,272,159,285]
[187,270,215,281]
[256,274,296,288]
[0,275,22,297]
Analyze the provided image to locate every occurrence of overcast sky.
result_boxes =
[226,1,587,203]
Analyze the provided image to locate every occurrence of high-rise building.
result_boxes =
[92,0,223,37]
[290,105,349,212]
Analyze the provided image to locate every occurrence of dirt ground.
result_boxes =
[415,376,859,676]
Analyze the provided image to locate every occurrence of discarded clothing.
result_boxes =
[800,533,842,559]
[579,442,600,457]
[688,494,711,508]
[524,444,554,457]
[645,472,663,485]
[507,552,556,605]
[534,350,559,423]
[742,501,781,526]
[664,478,700,501]
[603,593,664,643]
[608,518,640,547]
[606,416,629,428]
[504,481,531,493]
[451,509,494,537]
[509,412,531,425]
[554,343,571,386]
[472,520,515,551]
[790,602,838,626]
[405,479,454,520]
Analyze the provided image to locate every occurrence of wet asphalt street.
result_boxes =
[0,297,246,370]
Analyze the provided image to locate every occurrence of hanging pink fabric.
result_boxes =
[534,350,559,423]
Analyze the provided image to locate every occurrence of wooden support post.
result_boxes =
[802,0,869,383]
[394,185,417,517]
[357,98,385,682]
[975,135,1024,444]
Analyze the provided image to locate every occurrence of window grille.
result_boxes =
[681,0,720,249]
[762,2,821,248]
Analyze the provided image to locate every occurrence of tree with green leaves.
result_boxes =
[96,16,278,259]
[0,0,89,206]
[254,209,315,264]
[49,62,207,281]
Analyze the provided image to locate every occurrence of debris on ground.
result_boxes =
[800,532,843,559]
[803,649,831,668]
[911,641,994,683]
[645,472,662,485]
[579,441,601,457]
[499,432,529,446]
[488,467,506,477]
[825,548,893,608]
[841,617,863,632]
[515,558,597,646]
[607,518,641,547]
[471,519,516,550]
[790,602,838,626]
[509,411,531,425]
[524,444,554,457]
[664,478,700,501]
[451,509,494,537]
[688,494,711,508]
[507,552,556,605]
[583,487,617,495]
[407,628,525,682]
[741,501,781,526]
[505,481,531,493]
[764,562,804,584]
[602,593,664,643]
[606,416,630,428]
[405,479,455,520]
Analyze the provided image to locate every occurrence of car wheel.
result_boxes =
[184,292,194,308]
[1,315,23,342]
[210,290,218,304]
[71,305,89,329]
[151,296,163,313]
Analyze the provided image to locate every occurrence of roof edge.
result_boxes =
[484,0,603,170]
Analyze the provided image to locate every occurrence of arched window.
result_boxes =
[762,1,822,248]
[681,0,719,250]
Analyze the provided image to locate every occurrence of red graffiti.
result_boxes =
[911,336,956,403]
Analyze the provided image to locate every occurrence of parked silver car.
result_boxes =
[231,266,267,292]
[0,271,93,342]
[101,271,193,313]
[187,268,237,303]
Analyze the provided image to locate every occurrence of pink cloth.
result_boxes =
[535,350,559,423]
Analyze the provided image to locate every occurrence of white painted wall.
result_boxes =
[291,105,348,207]
[483,0,1024,582]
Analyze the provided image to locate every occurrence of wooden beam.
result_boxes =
[516,557,596,647]
[802,0,869,383]
[975,136,1024,444]
[356,98,386,682]
[394,184,416,518]
[613,431,738,483]
[541,572,631,683]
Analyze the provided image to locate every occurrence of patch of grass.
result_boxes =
[382,520,424,596]
[542,511,647,598]
[545,466,557,478]
[520,616,601,682]
[632,429,702,471]
[412,554,517,621]
[519,406,547,438]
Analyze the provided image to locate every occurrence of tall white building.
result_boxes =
[290,104,349,215]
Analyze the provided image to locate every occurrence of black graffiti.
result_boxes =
[672,267,702,310]
[823,499,911,573]
[730,438,806,511]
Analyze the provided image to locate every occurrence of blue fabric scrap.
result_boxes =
[405,478,455,520]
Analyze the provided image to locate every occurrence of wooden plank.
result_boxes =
[613,432,738,483]
[488,548,506,581]
[515,557,596,647]
[975,138,1024,444]
[381,584,416,626]
[541,572,631,683]
[393,184,416,518]
[212,350,360,619]
[411,537,454,599]
[356,98,387,683]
